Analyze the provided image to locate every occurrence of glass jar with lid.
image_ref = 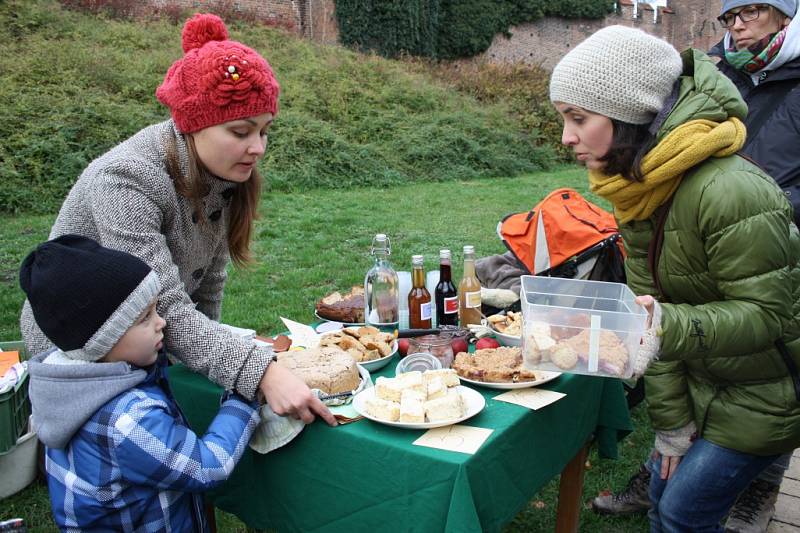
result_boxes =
[407,334,454,368]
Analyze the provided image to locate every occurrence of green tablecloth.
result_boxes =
[168,359,632,533]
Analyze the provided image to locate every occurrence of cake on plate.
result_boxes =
[315,286,365,323]
[452,346,539,383]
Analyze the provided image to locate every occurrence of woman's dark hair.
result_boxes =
[600,120,657,181]
[165,132,260,267]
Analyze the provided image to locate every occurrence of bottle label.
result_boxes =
[443,296,458,314]
[420,302,432,321]
[465,290,481,308]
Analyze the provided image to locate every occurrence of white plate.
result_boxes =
[358,341,398,372]
[352,385,485,429]
[488,324,522,347]
[456,370,561,390]
[314,310,365,326]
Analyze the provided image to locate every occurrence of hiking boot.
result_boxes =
[591,464,651,515]
[724,478,779,533]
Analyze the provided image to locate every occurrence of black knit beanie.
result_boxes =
[19,235,161,361]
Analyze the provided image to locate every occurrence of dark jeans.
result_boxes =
[648,438,779,533]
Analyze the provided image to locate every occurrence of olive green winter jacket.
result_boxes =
[621,49,800,456]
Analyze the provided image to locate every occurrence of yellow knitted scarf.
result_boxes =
[588,118,746,224]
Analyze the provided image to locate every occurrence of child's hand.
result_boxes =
[259,362,338,426]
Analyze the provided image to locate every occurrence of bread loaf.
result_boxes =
[275,346,360,394]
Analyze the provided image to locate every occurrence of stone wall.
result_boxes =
[475,0,727,69]
[145,0,338,37]
[302,0,338,45]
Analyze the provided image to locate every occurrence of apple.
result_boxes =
[450,337,469,356]
[397,338,410,357]
[475,337,501,350]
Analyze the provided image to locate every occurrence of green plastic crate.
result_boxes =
[0,341,31,455]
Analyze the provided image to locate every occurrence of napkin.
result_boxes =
[249,402,306,454]
[219,323,256,341]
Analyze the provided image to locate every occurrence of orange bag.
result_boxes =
[497,188,625,278]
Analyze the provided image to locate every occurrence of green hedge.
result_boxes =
[336,0,614,59]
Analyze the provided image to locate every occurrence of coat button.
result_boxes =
[209,210,222,222]
[221,188,235,200]
[191,211,198,223]
[192,268,204,280]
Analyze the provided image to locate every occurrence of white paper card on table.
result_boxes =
[493,388,566,410]
[413,425,493,455]
[280,317,320,349]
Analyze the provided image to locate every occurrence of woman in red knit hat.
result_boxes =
[20,13,337,427]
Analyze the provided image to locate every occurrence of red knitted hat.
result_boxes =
[156,14,280,133]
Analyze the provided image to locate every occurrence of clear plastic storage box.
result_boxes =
[520,276,648,379]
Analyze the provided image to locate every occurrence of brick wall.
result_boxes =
[473,0,726,69]
[143,1,726,71]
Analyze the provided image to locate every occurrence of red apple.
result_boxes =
[450,338,469,356]
[397,338,410,357]
[475,337,500,350]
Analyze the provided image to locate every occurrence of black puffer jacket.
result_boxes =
[712,40,800,225]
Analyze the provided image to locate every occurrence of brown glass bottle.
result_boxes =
[458,245,482,326]
[435,249,458,326]
[408,255,432,328]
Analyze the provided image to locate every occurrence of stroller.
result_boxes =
[479,187,643,407]
[496,187,625,285]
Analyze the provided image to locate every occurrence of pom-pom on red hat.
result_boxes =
[156,13,280,133]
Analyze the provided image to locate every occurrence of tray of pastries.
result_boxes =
[452,346,560,389]
[319,325,398,372]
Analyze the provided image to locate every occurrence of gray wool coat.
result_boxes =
[20,120,272,400]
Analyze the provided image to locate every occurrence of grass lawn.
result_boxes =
[0,167,651,531]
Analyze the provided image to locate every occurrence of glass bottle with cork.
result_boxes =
[364,234,399,332]
[408,254,432,328]
[458,245,482,326]
[435,249,458,326]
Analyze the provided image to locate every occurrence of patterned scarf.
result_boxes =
[725,28,787,73]
[588,117,747,224]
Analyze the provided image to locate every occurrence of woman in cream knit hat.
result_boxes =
[550,25,800,532]
[20,14,337,428]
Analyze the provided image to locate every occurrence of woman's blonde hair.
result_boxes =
[165,132,259,267]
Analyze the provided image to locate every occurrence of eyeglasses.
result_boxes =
[717,5,770,28]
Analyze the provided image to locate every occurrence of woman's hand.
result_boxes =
[635,295,656,328]
[654,451,682,480]
[258,362,338,426]
[653,421,695,480]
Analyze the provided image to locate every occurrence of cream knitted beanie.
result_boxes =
[549,26,684,124]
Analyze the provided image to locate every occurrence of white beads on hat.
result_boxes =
[549,26,684,125]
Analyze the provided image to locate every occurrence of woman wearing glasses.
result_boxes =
[711,2,800,531]
[713,1,799,228]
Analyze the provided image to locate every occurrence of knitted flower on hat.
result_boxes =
[156,13,280,133]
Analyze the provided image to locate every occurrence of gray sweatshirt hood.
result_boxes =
[27,349,148,448]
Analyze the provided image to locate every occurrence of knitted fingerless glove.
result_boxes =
[630,299,663,378]
[654,421,697,457]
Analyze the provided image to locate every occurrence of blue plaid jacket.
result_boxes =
[43,355,259,532]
